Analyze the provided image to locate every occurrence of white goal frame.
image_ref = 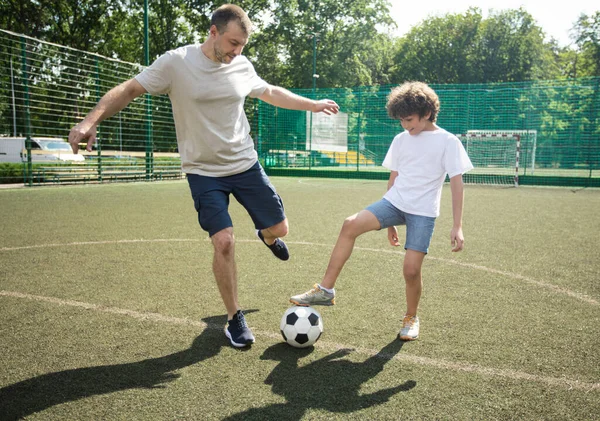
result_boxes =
[458,133,521,187]
[468,130,537,175]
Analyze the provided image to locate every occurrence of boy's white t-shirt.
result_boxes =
[135,44,268,177]
[382,128,473,217]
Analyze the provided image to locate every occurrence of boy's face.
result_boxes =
[399,113,435,135]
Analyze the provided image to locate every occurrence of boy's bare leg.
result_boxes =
[321,210,381,289]
[403,249,426,316]
[211,228,239,319]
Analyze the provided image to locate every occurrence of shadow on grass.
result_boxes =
[0,313,240,420]
[223,338,416,420]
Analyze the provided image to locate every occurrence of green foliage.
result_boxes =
[1,1,598,85]
[0,162,23,183]
[391,7,563,84]
[245,0,396,88]
[572,12,600,77]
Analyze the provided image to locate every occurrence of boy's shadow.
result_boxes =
[0,313,241,420]
[224,339,416,420]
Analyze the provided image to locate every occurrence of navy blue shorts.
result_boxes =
[186,161,286,237]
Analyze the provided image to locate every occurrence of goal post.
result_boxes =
[467,130,537,175]
[457,133,521,187]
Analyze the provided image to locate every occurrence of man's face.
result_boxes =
[212,21,248,64]
[399,113,434,135]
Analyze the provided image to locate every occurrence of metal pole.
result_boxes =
[95,58,103,182]
[10,57,17,136]
[20,37,32,187]
[144,0,149,67]
[144,0,153,180]
[312,34,317,92]
[309,33,318,170]
[356,87,362,172]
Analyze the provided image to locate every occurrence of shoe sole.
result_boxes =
[289,299,335,307]
[224,328,255,348]
[398,334,418,341]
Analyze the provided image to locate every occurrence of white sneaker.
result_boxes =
[290,284,335,306]
[399,314,419,340]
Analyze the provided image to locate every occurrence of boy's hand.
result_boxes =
[388,226,400,247]
[450,227,465,252]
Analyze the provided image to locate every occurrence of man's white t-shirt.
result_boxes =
[382,128,473,217]
[135,44,268,177]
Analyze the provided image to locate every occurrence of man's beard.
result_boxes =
[214,46,233,64]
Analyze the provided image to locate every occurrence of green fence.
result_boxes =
[257,81,600,187]
[1,29,598,187]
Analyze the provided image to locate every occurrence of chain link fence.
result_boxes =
[1,29,598,187]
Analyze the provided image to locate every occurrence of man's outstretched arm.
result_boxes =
[259,85,339,115]
[68,78,147,153]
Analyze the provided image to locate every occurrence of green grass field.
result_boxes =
[0,178,598,420]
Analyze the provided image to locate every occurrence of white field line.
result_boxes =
[0,238,597,306]
[0,289,597,392]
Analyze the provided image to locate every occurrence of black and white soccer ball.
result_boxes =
[280,306,324,348]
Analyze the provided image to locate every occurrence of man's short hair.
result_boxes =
[211,4,252,36]
[386,81,440,122]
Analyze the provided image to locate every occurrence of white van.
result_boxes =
[0,137,85,163]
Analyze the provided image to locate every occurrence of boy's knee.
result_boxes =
[341,216,358,233]
[403,264,422,282]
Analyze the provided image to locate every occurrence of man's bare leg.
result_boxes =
[211,227,238,319]
[258,218,289,245]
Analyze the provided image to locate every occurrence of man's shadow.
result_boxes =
[223,339,416,420]
[0,313,240,420]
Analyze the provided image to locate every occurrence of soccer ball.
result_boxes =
[280,306,324,348]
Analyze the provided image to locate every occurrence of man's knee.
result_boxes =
[211,228,235,254]
[266,219,289,238]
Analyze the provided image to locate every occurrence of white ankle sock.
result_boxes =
[319,285,334,294]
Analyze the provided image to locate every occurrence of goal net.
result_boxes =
[457,132,521,187]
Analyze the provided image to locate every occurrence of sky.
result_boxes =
[389,0,598,47]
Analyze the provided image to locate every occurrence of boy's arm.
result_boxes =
[387,171,401,247]
[449,174,466,252]
[259,85,339,115]
[68,78,148,153]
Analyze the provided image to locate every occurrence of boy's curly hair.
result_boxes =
[386,81,440,122]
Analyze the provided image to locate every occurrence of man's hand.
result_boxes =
[388,226,401,247]
[312,99,340,115]
[450,227,465,252]
[68,121,97,153]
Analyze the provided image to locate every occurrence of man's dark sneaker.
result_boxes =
[257,230,290,261]
[225,310,255,348]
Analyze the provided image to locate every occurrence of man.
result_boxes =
[68,4,339,348]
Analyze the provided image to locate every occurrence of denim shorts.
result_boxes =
[365,198,436,253]
[186,161,286,237]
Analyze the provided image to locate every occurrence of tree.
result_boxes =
[390,7,557,84]
[246,0,396,89]
[390,8,482,84]
[475,8,550,82]
[571,12,600,77]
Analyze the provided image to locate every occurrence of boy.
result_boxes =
[290,81,473,340]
